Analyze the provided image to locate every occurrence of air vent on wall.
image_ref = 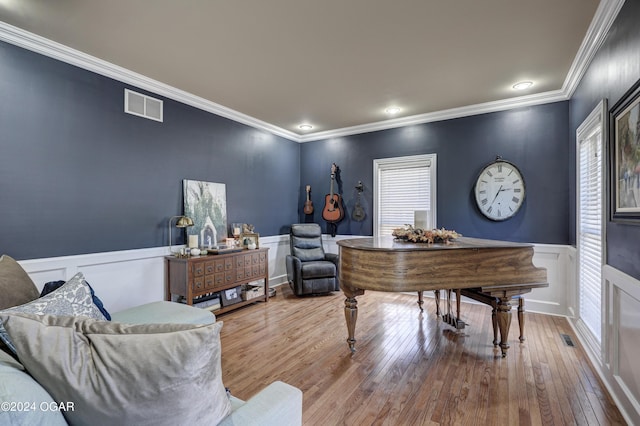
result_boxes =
[124,89,163,122]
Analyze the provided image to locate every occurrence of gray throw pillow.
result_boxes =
[0,255,39,310]
[0,272,106,354]
[0,314,231,426]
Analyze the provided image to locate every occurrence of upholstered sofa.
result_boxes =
[0,255,302,426]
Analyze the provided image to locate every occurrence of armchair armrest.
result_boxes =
[324,253,340,290]
[325,252,339,264]
[218,381,303,426]
[285,255,302,285]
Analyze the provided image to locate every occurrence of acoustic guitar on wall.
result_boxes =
[303,185,314,214]
[322,163,344,223]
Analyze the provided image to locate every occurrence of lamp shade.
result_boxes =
[175,216,194,228]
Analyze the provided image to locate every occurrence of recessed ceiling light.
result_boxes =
[512,81,533,91]
[385,106,402,115]
[298,124,313,131]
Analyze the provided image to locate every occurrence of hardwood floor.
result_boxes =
[219,285,626,425]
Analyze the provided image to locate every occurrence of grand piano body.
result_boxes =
[337,236,548,356]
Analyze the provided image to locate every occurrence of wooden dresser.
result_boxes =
[165,248,269,315]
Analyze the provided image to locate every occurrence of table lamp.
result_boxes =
[168,215,194,256]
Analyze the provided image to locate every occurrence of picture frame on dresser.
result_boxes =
[241,233,259,248]
[220,286,242,306]
[610,77,640,223]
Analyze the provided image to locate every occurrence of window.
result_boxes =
[373,154,437,237]
[576,100,606,352]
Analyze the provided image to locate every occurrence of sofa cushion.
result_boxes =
[0,350,67,426]
[0,255,39,310]
[0,313,231,426]
[0,272,106,354]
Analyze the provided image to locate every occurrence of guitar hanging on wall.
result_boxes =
[322,163,344,228]
[352,181,365,222]
[303,185,314,215]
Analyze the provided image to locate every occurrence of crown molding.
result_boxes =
[562,0,626,97]
[0,21,300,142]
[0,0,624,144]
[299,90,567,142]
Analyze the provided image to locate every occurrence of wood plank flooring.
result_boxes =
[219,285,626,425]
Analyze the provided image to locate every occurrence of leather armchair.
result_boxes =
[286,223,339,296]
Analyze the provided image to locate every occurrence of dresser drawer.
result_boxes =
[191,262,205,277]
[191,277,205,292]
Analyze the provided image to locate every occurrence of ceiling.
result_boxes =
[0,0,615,141]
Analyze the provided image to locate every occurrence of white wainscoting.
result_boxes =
[19,235,639,421]
[18,235,574,316]
[19,235,290,313]
[569,265,640,425]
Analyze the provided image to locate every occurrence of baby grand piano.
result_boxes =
[337,236,548,357]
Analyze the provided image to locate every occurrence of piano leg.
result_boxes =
[344,296,358,353]
[417,291,424,312]
[496,297,513,357]
[492,303,499,346]
[518,297,525,342]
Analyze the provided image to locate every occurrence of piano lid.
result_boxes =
[336,236,535,252]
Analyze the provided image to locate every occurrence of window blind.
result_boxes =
[376,158,432,236]
[578,131,602,343]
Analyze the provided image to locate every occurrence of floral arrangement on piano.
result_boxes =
[392,225,461,244]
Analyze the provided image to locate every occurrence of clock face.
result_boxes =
[474,160,526,221]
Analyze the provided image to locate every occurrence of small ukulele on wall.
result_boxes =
[322,163,344,223]
[304,185,314,215]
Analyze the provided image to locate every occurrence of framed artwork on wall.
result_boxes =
[183,180,228,246]
[610,78,640,223]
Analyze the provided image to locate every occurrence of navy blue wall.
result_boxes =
[300,102,571,245]
[0,41,300,260]
[4,0,638,276]
[569,0,640,280]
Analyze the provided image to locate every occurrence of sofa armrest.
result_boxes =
[218,381,303,426]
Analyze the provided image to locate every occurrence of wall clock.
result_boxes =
[474,158,526,221]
